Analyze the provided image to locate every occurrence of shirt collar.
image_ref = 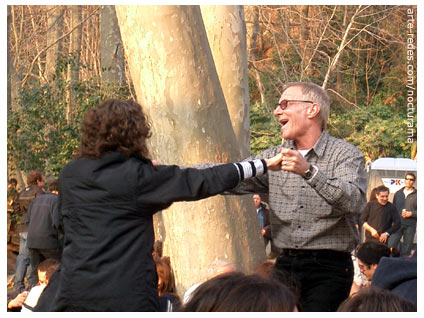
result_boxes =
[284,130,329,159]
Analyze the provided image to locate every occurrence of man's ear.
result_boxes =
[307,103,320,119]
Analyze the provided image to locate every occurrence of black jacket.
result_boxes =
[393,187,417,227]
[27,193,61,249]
[16,185,45,233]
[35,152,240,311]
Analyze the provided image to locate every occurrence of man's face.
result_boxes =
[357,259,377,281]
[253,195,261,208]
[376,191,389,206]
[405,175,415,190]
[38,270,48,285]
[273,86,312,141]
[37,176,45,188]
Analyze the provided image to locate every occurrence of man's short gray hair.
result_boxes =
[283,82,330,129]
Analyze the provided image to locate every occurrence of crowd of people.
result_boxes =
[6,82,417,312]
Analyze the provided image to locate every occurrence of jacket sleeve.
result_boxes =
[135,161,265,212]
[52,193,64,235]
[25,200,34,225]
[388,206,401,234]
[306,150,367,216]
[359,202,370,226]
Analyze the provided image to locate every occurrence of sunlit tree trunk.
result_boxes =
[200,5,250,158]
[116,5,265,296]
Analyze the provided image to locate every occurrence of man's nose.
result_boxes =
[273,106,282,116]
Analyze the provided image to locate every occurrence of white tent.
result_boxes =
[367,157,417,199]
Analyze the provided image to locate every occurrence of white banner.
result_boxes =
[381,178,405,193]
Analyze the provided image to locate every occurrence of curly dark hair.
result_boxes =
[77,99,152,159]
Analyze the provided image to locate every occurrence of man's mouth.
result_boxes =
[279,119,289,128]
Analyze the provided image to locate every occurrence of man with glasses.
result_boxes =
[355,241,391,285]
[226,82,367,311]
[389,173,417,257]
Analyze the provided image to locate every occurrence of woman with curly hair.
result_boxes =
[34,99,283,312]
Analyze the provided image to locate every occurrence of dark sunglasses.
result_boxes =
[275,99,314,110]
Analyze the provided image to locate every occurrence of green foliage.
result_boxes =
[249,101,282,154]
[7,56,130,177]
[328,104,415,161]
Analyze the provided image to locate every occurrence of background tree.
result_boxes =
[115,4,265,296]
[45,5,65,81]
[99,5,125,86]
[200,5,251,158]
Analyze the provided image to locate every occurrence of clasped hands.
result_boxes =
[369,228,389,244]
[265,148,309,175]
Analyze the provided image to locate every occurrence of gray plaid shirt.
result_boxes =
[232,130,367,252]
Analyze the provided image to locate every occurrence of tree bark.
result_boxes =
[7,6,25,188]
[200,5,250,158]
[45,5,65,80]
[66,5,82,123]
[116,5,265,296]
[245,6,267,105]
[100,5,125,86]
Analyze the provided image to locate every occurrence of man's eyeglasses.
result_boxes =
[275,99,314,110]
[405,178,415,181]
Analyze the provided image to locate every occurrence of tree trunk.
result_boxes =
[116,5,265,296]
[45,5,65,81]
[7,5,25,188]
[67,5,82,123]
[245,6,267,105]
[100,5,125,86]
[200,5,250,158]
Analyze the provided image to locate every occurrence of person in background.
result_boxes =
[252,194,271,247]
[14,171,45,292]
[154,255,180,311]
[21,258,60,312]
[389,172,417,256]
[183,259,234,304]
[371,251,417,305]
[337,287,416,312]
[7,178,19,215]
[355,241,391,284]
[27,179,62,286]
[252,194,279,258]
[180,272,297,312]
[360,185,400,245]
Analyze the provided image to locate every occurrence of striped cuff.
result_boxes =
[233,159,267,181]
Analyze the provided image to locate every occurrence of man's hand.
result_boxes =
[151,159,163,166]
[370,228,379,239]
[379,232,389,243]
[402,209,413,218]
[280,148,310,176]
[8,291,28,309]
[265,153,283,171]
[363,222,379,239]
